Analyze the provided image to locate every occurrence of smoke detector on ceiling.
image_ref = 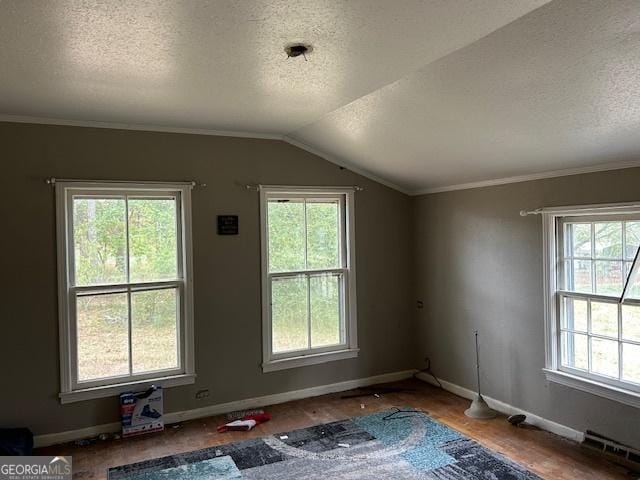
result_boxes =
[285,43,313,60]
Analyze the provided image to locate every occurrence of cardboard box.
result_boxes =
[120,386,164,438]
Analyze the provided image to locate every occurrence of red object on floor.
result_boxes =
[245,413,271,424]
[217,412,272,433]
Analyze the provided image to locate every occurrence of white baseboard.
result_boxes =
[34,369,415,448]
[415,372,584,443]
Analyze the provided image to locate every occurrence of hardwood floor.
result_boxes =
[38,378,636,479]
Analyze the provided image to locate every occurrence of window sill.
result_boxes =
[59,373,196,404]
[543,368,640,408]
[263,348,359,373]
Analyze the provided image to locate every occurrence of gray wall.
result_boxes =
[4,119,638,447]
[414,169,640,449]
[0,122,415,435]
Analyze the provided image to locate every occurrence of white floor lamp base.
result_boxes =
[464,394,497,419]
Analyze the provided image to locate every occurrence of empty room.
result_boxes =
[1,1,640,479]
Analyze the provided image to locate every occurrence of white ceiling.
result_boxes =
[292,0,640,193]
[2,1,638,193]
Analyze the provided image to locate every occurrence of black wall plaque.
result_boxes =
[217,215,239,235]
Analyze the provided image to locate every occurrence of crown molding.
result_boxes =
[4,114,638,197]
[0,114,284,140]
[282,135,411,195]
[414,159,640,196]
[0,114,411,195]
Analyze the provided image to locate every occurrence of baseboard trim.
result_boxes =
[415,372,585,443]
[34,369,415,448]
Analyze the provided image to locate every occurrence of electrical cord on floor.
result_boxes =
[413,357,443,389]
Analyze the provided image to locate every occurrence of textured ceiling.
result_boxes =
[0,0,545,134]
[291,0,640,192]
[3,1,637,193]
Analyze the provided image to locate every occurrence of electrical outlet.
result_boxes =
[195,389,210,399]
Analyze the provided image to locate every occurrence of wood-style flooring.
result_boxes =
[37,378,636,479]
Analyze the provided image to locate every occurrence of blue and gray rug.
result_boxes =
[108,410,540,479]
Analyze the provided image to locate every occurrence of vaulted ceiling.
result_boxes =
[2,1,639,194]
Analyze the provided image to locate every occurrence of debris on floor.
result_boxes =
[507,414,527,427]
[0,428,33,455]
[226,408,265,421]
[217,412,271,433]
[340,386,414,400]
[74,438,95,447]
[74,431,120,446]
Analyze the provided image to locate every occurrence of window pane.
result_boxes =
[622,305,640,342]
[77,293,129,381]
[624,262,640,299]
[594,222,622,258]
[73,197,126,285]
[132,289,178,373]
[310,274,341,348]
[271,276,308,353]
[129,198,178,283]
[306,201,340,270]
[591,337,619,378]
[569,223,591,258]
[622,343,640,384]
[591,301,618,338]
[561,332,588,370]
[569,260,592,293]
[625,221,640,260]
[268,201,305,272]
[594,261,623,295]
[562,297,587,332]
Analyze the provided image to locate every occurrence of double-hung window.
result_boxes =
[260,187,358,372]
[56,181,195,403]
[543,203,640,407]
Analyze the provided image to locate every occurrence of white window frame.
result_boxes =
[56,181,196,404]
[260,186,358,372]
[542,202,640,408]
